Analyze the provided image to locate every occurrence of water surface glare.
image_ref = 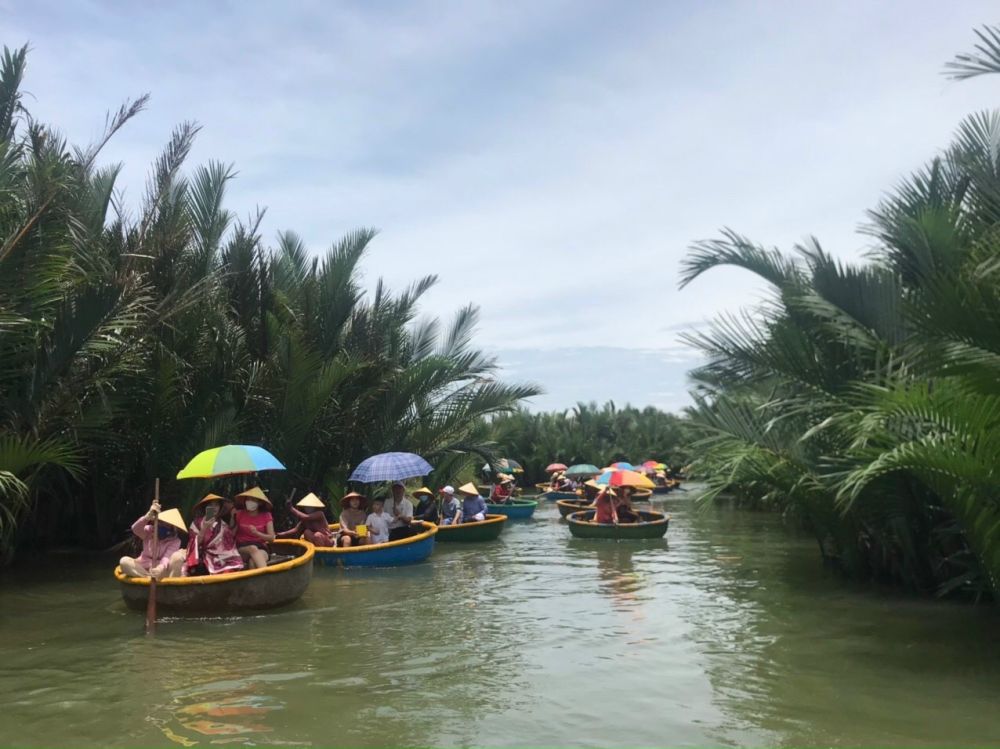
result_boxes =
[1,493,999,747]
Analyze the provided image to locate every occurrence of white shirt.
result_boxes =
[384,496,414,529]
[365,511,392,544]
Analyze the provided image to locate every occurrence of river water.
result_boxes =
[1,492,998,747]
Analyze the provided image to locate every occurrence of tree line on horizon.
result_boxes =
[680,26,1000,601]
[489,401,695,485]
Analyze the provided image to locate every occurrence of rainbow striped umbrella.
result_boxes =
[594,469,654,489]
[176,445,285,479]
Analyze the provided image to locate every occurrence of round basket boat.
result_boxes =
[115,538,315,615]
[631,488,653,501]
[436,514,507,542]
[485,499,537,519]
[557,498,594,517]
[313,521,437,568]
[565,510,670,540]
[536,485,581,501]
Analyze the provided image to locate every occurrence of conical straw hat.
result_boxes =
[458,482,480,496]
[193,493,225,512]
[235,486,272,508]
[296,492,325,508]
[157,508,188,533]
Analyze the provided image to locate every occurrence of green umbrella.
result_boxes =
[564,464,601,477]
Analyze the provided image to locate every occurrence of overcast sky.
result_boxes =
[6,1,998,411]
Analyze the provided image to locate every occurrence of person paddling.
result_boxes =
[593,486,618,524]
[119,502,186,579]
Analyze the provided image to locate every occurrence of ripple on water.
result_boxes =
[1,492,999,747]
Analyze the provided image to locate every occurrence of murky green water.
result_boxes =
[1,492,998,747]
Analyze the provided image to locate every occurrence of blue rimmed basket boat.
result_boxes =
[313,521,437,568]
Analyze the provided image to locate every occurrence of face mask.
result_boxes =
[157,525,174,540]
[245,500,259,512]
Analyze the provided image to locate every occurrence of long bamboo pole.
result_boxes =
[145,478,160,636]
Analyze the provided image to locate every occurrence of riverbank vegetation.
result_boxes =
[489,402,693,485]
[0,45,538,562]
[682,28,1000,601]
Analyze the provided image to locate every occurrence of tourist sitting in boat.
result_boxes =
[365,497,392,544]
[277,493,333,547]
[119,501,187,578]
[386,482,417,541]
[181,494,245,575]
[234,487,276,569]
[337,492,369,547]
[594,487,618,524]
[439,485,460,525]
[413,487,439,524]
[582,480,601,504]
[458,483,487,523]
[614,488,641,523]
[490,476,514,504]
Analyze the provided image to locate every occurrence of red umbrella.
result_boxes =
[545,463,568,473]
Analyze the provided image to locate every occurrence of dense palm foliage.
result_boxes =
[0,46,538,561]
[490,402,693,485]
[681,28,1000,600]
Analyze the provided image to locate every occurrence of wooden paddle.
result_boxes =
[145,478,160,636]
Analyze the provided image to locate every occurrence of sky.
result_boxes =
[5,0,998,411]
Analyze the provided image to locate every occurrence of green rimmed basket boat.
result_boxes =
[565,510,670,540]
[435,513,507,542]
[486,499,537,519]
[557,498,594,517]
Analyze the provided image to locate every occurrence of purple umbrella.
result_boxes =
[349,452,434,483]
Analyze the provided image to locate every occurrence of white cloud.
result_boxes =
[6,0,998,408]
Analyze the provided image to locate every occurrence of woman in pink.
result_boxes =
[234,486,275,569]
[593,487,618,524]
[119,501,186,578]
[182,494,245,575]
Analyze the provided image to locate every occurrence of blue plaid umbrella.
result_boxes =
[349,452,433,483]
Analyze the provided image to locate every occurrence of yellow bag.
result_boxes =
[356,524,368,537]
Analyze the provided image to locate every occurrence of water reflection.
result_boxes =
[2,496,1000,747]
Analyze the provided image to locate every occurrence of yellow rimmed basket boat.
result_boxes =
[115,538,315,615]
[435,513,507,542]
[313,521,437,567]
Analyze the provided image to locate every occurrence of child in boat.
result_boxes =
[119,501,187,578]
[182,494,245,575]
[337,492,369,547]
[412,487,439,524]
[457,483,487,523]
[365,497,392,544]
[277,493,333,547]
[439,486,460,525]
[234,486,276,569]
